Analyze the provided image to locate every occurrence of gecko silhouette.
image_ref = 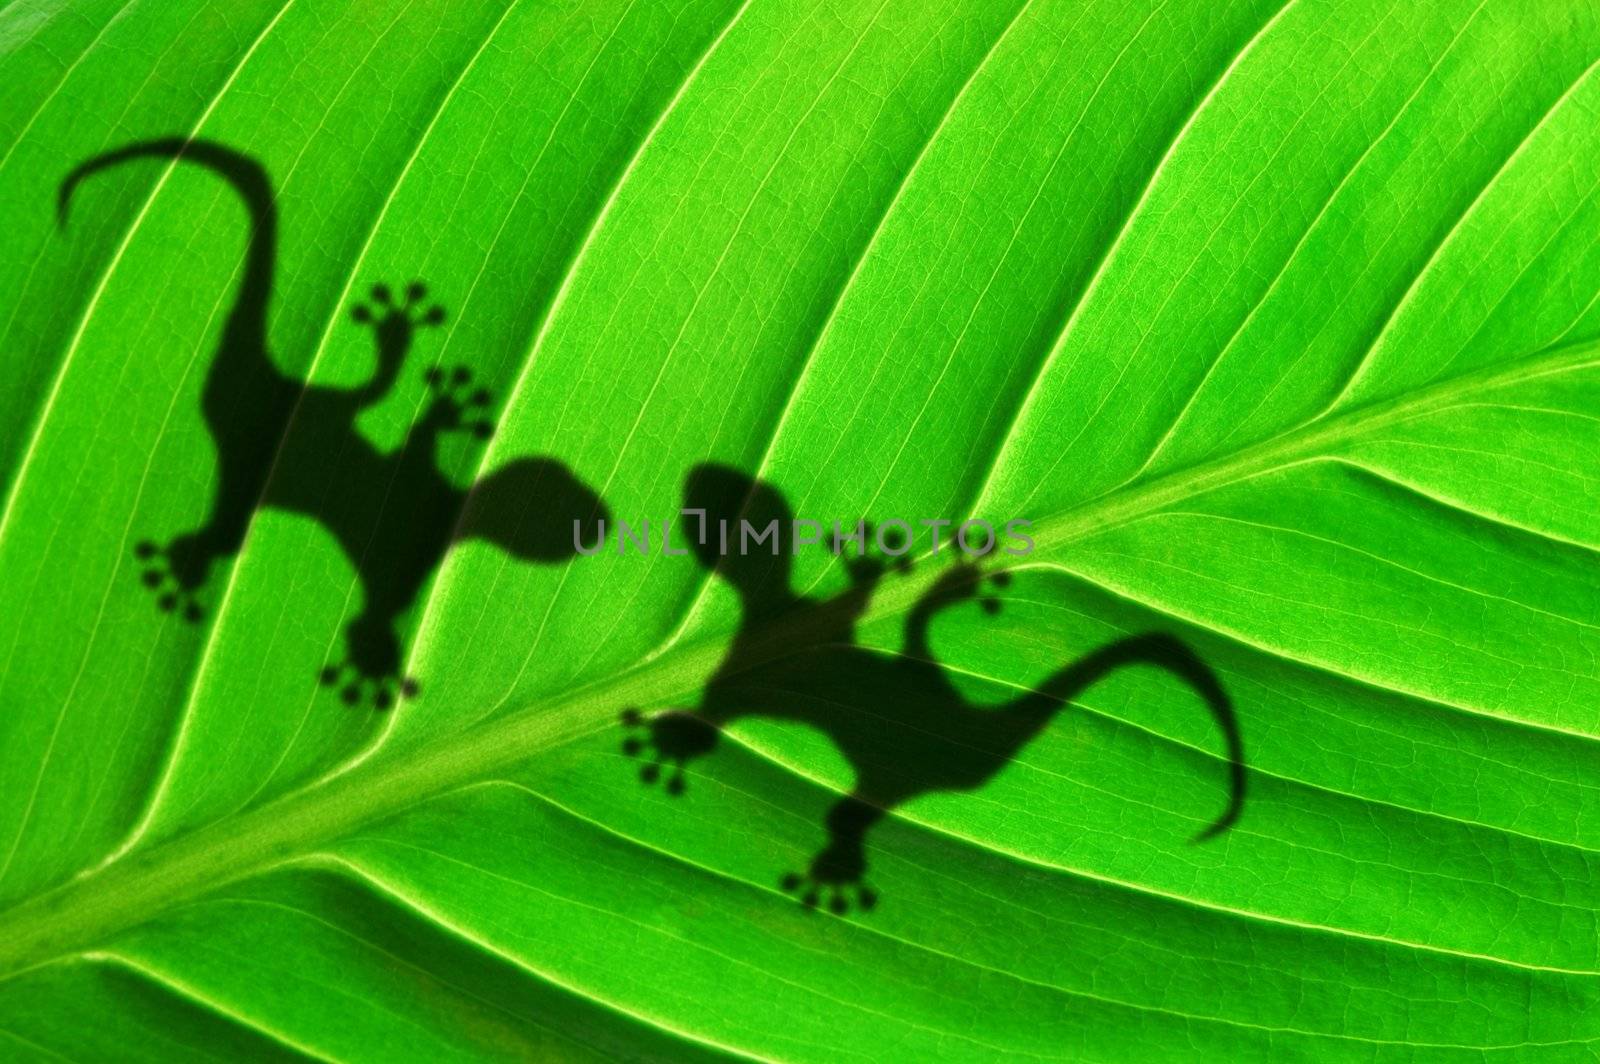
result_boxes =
[59,139,608,706]
[622,464,1245,911]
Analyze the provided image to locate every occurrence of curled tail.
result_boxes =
[1128,633,1244,841]
[1040,631,1245,841]
[58,138,277,346]
[907,562,1246,838]
[59,137,273,226]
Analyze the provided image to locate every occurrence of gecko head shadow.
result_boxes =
[622,465,1246,913]
[62,138,609,709]
[683,461,799,608]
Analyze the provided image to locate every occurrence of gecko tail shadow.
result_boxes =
[1061,630,1244,842]
[897,562,1246,845]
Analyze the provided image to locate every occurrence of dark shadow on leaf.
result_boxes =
[62,142,1244,910]
[60,139,609,707]
[621,464,1246,912]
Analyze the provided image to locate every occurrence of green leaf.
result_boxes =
[3,0,1599,1057]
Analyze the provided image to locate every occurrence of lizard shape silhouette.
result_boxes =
[60,139,608,706]
[622,464,1245,911]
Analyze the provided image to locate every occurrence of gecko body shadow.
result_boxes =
[61,139,608,706]
[622,465,1246,912]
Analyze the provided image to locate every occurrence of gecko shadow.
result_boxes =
[621,464,1245,912]
[60,139,608,706]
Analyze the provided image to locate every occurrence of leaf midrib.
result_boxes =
[0,334,1592,981]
